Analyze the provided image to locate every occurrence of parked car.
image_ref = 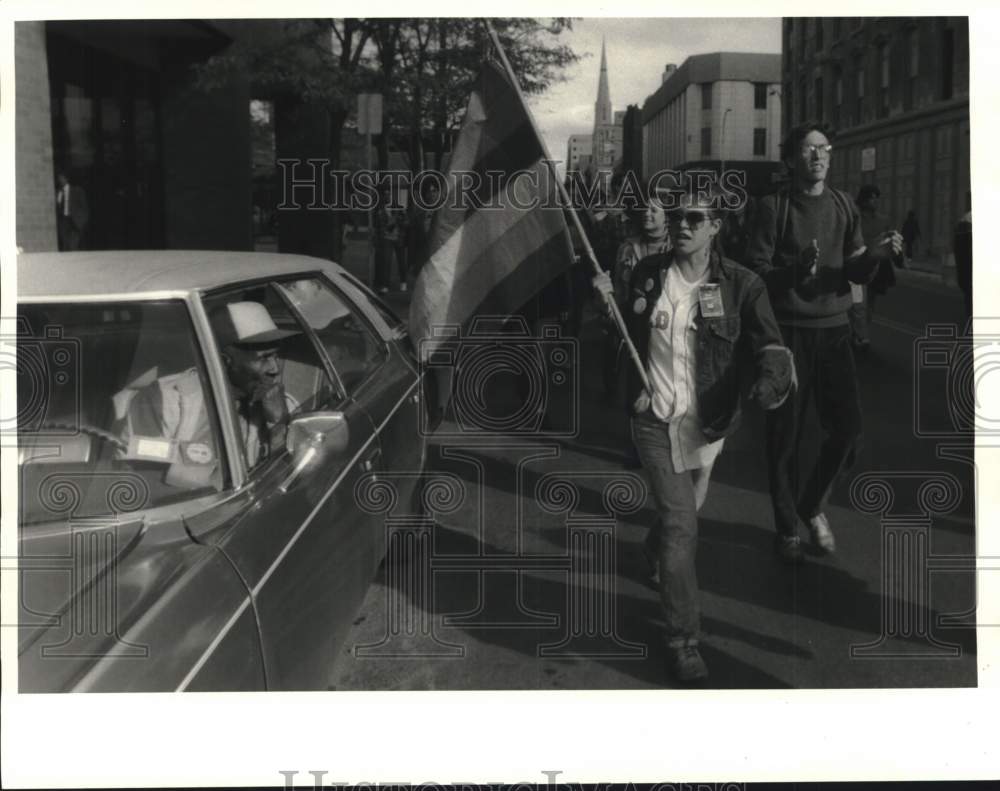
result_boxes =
[16,251,427,692]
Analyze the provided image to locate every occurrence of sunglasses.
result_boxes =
[666,210,711,227]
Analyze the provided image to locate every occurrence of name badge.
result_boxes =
[698,283,724,318]
[128,435,176,462]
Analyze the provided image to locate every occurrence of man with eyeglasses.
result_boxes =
[745,122,902,564]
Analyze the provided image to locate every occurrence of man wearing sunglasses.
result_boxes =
[594,186,793,683]
[745,122,903,564]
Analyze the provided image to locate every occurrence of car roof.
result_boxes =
[17,251,347,299]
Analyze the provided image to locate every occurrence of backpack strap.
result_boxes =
[777,187,852,245]
[776,189,790,249]
[828,187,854,224]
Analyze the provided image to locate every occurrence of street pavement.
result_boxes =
[327,238,978,690]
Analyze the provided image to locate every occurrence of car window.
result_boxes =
[203,284,338,472]
[17,301,227,524]
[335,270,405,333]
[276,277,387,395]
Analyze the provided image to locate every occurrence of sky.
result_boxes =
[525,17,782,167]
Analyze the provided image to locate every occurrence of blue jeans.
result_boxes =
[631,413,701,645]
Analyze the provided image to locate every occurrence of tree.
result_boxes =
[193,19,580,259]
[388,18,580,170]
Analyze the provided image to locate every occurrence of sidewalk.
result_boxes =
[897,251,962,292]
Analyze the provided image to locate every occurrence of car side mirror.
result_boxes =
[279,412,350,493]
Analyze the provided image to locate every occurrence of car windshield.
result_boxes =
[17,300,226,525]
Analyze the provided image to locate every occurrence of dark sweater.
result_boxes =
[745,188,869,328]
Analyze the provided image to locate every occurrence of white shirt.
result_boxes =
[645,265,725,473]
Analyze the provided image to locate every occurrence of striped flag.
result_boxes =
[408,59,575,362]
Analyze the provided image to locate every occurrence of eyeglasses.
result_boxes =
[800,144,833,157]
[667,210,710,228]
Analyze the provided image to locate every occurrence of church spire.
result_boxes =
[594,37,611,128]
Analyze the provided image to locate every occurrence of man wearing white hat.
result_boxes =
[117,302,299,483]
[211,301,301,465]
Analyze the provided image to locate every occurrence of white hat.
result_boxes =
[212,301,299,347]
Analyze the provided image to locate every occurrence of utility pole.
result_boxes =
[358,92,383,287]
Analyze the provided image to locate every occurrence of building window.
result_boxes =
[834,70,843,126]
[815,76,824,121]
[879,44,890,118]
[754,82,767,110]
[905,29,919,110]
[833,17,842,40]
[941,27,955,100]
[815,19,824,50]
[701,126,712,157]
[856,66,865,123]
[702,83,712,110]
[753,127,766,156]
[909,29,920,77]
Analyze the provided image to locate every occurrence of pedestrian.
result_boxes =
[860,186,900,328]
[718,199,752,263]
[55,170,89,251]
[603,194,670,404]
[375,188,408,294]
[901,209,920,264]
[410,179,442,276]
[593,185,794,683]
[848,185,898,352]
[954,200,972,320]
[745,121,902,564]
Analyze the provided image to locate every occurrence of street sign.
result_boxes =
[861,146,876,172]
[357,93,383,136]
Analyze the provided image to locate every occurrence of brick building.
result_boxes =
[641,52,783,179]
[781,16,970,258]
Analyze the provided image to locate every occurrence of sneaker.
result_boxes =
[668,641,708,683]
[774,534,805,564]
[808,513,836,554]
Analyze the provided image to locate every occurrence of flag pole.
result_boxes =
[483,20,652,396]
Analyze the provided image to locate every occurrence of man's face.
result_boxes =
[225,344,282,399]
[792,130,831,185]
[642,203,667,236]
[667,198,721,257]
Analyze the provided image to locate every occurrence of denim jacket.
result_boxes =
[623,249,793,441]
